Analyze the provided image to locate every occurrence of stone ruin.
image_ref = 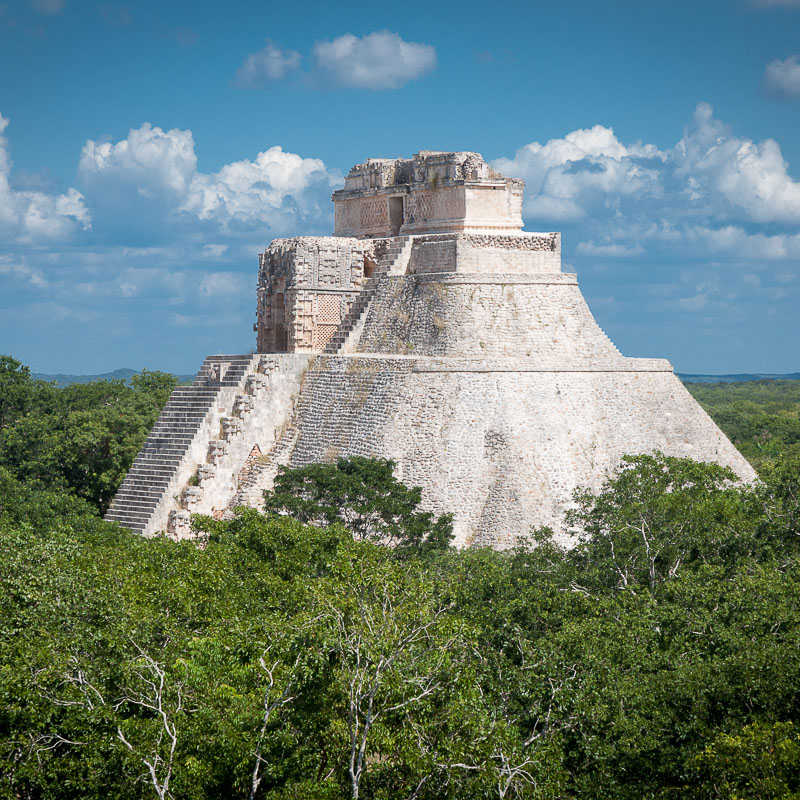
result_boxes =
[106,150,755,548]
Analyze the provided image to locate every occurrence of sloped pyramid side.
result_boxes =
[224,261,755,548]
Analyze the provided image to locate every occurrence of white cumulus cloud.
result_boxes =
[312,30,436,89]
[0,113,91,244]
[80,122,197,197]
[184,146,330,225]
[493,124,664,222]
[763,54,800,100]
[234,41,301,88]
[494,102,800,228]
[78,121,336,236]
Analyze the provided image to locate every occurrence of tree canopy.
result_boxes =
[0,355,176,513]
[2,357,800,799]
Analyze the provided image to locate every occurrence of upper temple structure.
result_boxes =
[106,150,756,547]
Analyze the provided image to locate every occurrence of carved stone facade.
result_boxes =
[332,151,524,238]
[108,151,756,549]
[255,237,373,353]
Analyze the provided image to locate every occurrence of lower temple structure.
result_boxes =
[106,151,755,548]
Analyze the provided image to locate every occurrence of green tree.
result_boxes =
[567,452,751,594]
[0,360,176,513]
[263,457,453,554]
[690,721,800,799]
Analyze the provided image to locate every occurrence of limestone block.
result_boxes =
[222,417,242,441]
[167,510,192,539]
[208,440,228,464]
[197,464,216,485]
[180,486,203,510]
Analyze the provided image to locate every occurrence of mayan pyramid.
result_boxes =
[106,151,755,547]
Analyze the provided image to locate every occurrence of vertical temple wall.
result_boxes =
[256,237,373,353]
[332,151,525,238]
[406,233,561,274]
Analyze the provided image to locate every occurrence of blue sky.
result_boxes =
[1,0,799,374]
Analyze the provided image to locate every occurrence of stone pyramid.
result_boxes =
[106,151,755,547]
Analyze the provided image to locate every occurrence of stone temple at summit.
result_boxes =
[106,150,756,548]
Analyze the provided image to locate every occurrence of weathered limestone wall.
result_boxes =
[407,233,561,275]
[175,355,311,524]
[462,183,524,231]
[240,355,755,549]
[332,151,524,238]
[355,274,621,360]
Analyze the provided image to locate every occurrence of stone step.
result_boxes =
[131,452,184,461]
[123,469,175,479]
[120,482,171,493]
[136,446,190,456]
[145,432,199,442]
[107,508,155,521]
[134,458,188,467]
[135,440,193,455]
[144,427,199,435]
[109,503,159,516]
[107,511,150,522]
[116,491,165,502]
[148,422,201,431]
[131,460,185,470]
[122,473,172,483]
[106,516,149,528]
[109,497,160,509]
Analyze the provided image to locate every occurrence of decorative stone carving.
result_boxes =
[167,509,192,538]
[180,486,203,510]
[208,440,227,464]
[234,394,255,416]
[222,417,242,441]
[333,150,524,238]
[197,464,216,485]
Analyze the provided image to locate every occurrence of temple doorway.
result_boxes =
[388,196,404,235]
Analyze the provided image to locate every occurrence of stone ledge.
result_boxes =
[410,272,578,284]
[412,357,673,373]
[313,354,673,372]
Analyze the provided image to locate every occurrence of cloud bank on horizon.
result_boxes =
[493,102,800,251]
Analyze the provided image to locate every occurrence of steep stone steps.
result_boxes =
[323,236,413,355]
[104,353,258,535]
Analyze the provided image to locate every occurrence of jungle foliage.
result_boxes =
[686,378,800,471]
[2,358,800,799]
[0,355,176,513]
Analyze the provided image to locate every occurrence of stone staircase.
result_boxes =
[324,235,412,355]
[105,354,257,535]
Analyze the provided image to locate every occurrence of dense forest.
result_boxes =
[1,355,799,799]
[686,379,800,471]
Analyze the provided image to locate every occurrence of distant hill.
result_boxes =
[32,368,194,388]
[678,372,800,384]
